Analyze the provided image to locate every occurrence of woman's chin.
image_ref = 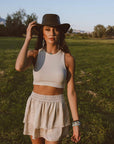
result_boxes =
[48,41,57,45]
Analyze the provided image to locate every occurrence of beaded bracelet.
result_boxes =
[72,120,81,127]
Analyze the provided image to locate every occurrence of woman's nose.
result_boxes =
[50,29,56,36]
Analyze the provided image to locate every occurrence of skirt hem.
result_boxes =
[23,125,70,141]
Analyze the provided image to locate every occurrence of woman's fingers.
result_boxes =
[71,135,76,142]
[71,135,81,143]
[29,21,37,25]
[28,21,37,27]
[26,21,38,40]
[72,125,81,143]
[27,22,37,30]
[27,21,37,29]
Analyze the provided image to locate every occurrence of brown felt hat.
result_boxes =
[36,14,70,33]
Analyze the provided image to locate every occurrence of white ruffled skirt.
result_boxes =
[23,91,71,141]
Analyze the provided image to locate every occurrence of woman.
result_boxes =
[15,14,81,144]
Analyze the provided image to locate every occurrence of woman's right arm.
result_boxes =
[15,21,38,71]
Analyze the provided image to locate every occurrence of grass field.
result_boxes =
[0,37,114,144]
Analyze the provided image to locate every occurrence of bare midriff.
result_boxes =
[33,85,64,95]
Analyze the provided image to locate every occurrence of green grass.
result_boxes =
[0,37,114,144]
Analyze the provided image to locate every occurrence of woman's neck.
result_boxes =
[46,44,59,54]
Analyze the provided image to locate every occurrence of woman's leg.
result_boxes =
[45,139,62,144]
[30,135,45,144]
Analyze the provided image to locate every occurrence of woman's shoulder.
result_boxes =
[65,52,75,66]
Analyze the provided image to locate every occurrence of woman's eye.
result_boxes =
[45,29,50,31]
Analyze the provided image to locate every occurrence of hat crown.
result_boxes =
[36,14,70,33]
[42,14,61,26]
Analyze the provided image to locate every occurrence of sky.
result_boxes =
[0,0,114,32]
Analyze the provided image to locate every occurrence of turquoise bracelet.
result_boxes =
[72,120,81,127]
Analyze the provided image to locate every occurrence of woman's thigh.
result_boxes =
[30,135,45,144]
[45,139,62,144]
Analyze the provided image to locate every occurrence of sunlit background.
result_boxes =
[0,0,114,32]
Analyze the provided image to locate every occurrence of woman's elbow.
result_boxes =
[15,64,23,72]
[15,66,21,71]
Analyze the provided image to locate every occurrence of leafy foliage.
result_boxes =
[5,9,38,37]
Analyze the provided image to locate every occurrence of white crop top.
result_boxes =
[33,48,67,88]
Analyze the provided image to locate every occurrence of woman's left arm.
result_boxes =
[65,53,81,143]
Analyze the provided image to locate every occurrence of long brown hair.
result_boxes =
[35,26,70,53]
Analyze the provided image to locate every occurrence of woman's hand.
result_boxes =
[26,21,37,41]
[71,126,81,143]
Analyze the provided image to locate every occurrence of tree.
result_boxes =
[106,25,114,37]
[24,13,38,26]
[5,9,38,36]
[6,9,26,36]
[68,28,73,33]
[6,15,13,36]
[0,25,7,36]
[93,24,106,38]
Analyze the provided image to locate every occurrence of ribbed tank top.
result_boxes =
[33,48,67,88]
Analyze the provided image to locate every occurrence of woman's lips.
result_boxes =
[49,38,55,41]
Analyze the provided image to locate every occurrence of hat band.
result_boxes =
[42,21,61,26]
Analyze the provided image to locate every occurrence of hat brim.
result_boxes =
[36,23,70,33]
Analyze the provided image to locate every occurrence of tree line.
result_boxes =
[68,25,114,39]
[0,9,114,38]
[0,9,38,37]
[92,24,114,38]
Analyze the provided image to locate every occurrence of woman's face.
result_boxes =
[43,26,60,45]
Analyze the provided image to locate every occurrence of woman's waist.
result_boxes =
[30,91,64,102]
[33,85,64,95]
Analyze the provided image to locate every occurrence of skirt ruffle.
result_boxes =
[23,91,71,141]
